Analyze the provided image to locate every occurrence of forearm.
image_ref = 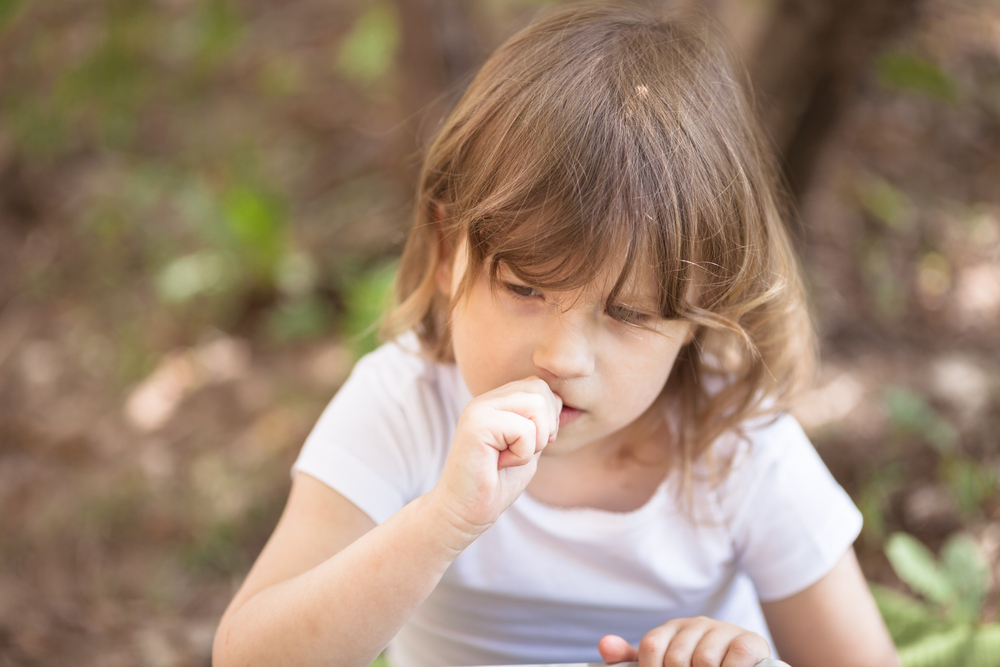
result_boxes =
[213,490,481,667]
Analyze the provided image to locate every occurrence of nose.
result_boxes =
[531,312,595,380]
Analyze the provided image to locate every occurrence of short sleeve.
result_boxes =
[716,414,863,602]
[292,342,459,524]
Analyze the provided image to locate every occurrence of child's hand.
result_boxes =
[598,618,771,667]
[432,376,561,536]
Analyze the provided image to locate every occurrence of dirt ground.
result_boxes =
[0,0,998,665]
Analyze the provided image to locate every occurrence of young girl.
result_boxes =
[214,4,899,667]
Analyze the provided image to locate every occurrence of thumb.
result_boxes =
[597,635,638,664]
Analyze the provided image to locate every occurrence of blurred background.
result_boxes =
[0,0,998,665]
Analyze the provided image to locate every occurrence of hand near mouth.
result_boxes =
[431,376,562,536]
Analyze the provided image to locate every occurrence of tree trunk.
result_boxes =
[750,0,923,201]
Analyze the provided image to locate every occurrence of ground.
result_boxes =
[0,0,997,665]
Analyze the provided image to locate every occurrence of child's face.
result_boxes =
[440,241,693,457]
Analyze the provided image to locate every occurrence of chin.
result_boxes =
[540,439,583,457]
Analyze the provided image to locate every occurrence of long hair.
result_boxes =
[382,2,816,493]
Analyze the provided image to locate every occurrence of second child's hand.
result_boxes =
[431,376,562,538]
[598,619,773,667]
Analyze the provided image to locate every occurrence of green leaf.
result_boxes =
[941,534,990,623]
[223,185,286,279]
[884,386,958,453]
[857,463,902,547]
[0,0,27,29]
[885,386,930,432]
[878,52,959,103]
[857,175,914,229]
[336,4,400,83]
[871,584,943,648]
[966,625,1000,667]
[898,626,975,667]
[196,0,244,63]
[157,251,233,303]
[943,458,997,516]
[886,532,956,607]
[342,260,397,358]
[267,296,333,342]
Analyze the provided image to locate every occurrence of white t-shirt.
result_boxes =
[293,336,862,667]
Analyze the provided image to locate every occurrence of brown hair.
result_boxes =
[382,1,816,490]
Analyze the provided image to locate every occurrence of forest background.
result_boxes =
[0,0,998,665]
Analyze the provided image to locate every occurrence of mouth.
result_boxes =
[558,404,584,427]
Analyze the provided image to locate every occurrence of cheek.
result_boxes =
[451,293,523,396]
[612,341,682,404]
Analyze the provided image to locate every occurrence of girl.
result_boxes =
[213,4,900,667]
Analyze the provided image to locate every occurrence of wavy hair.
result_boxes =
[382,1,817,493]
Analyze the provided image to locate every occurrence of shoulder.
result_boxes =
[709,412,834,507]
[350,332,435,386]
[700,412,810,483]
[316,332,472,442]
[344,333,467,413]
[708,412,863,601]
[293,333,470,522]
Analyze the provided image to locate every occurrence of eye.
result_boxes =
[606,304,652,325]
[505,282,542,298]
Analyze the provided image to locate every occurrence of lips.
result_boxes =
[558,404,583,427]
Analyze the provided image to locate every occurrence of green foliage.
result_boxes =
[857,175,915,230]
[223,184,287,281]
[872,585,942,648]
[878,52,959,103]
[858,463,902,547]
[157,251,235,303]
[195,0,244,64]
[182,520,246,575]
[267,296,334,342]
[53,0,160,148]
[939,535,991,623]
[336,3,400,83]
[886,533,961,607]
[897,626,1000,667]
[859,237,907,320]
[885,386,958,453]
[875,532,999,667]
[182,501,275,576]
[882,386,995,518]
[342,260,398,358]
[154,176,289,300]
[2,0,245,156]
[0,0,26,29]
[942,458,998,516]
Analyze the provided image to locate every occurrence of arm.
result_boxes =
[761,547,900,667]
[212,377,561,667]
[596,549,898,667]
[213,472,464,667]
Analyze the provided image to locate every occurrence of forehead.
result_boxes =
[463,191,692,319]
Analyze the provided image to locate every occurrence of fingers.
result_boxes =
[598,635,639,664]
[637,624,680,667]
[636,618,769,667]
[475,376,562,458]
[487,410,539,469]
[719,634,770,667]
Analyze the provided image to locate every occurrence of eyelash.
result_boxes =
[504,282,541,298]
[504,282,651,325]
[607,306,651,325]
